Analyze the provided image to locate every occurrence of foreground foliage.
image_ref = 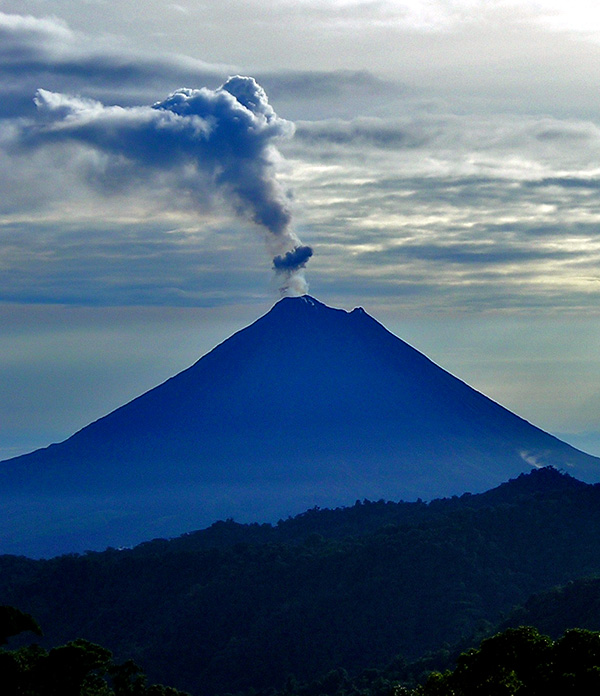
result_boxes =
[267,627,600,696]
[4,606,600,696]
[0,606,189,696]
[414,626,600,695]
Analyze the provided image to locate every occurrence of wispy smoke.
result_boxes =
[21,76,312,295]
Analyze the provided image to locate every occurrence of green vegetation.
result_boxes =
[5,604,600,696]
[0,606,42,645]
[414,626,600,695]
[0,606,189,696]
[263,627,600,696]
[3,468,600,695]
[502,577,600,639]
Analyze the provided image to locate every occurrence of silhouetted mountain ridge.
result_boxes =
[133,465,592,553]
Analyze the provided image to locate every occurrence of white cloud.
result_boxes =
[0,10,73,46]
[514,0,600,35]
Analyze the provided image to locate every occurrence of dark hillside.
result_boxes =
[2,468,600,695]
[502,576,600,638]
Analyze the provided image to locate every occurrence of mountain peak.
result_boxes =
[269,295,371,326]
[273,294,335,312]
[280,294,321,306]
[265,293,354,328]
[1,295,600,557]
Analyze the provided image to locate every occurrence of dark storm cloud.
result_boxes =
[523,176,600,190]
[0,11,227,117]
[293,118,430,149]
[1,53,223,90]
[534,124,599,143]
[258,69,403,100]
[0,12,405,123]
[359,241,575,266]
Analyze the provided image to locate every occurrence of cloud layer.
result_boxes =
[1,8,600,312]
[281,110,600,313]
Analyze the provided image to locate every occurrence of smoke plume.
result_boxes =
[273,244,314,270]
[22,76,312,294]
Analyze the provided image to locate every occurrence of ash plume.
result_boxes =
[20,76,312,294]
[273,244,313,271]
[273,244,314,296]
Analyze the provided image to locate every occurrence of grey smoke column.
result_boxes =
[23,76,313,293]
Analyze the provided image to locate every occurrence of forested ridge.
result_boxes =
[2,467,600,695]
[5,605,600,695]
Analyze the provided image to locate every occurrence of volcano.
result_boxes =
[2,295,599,557]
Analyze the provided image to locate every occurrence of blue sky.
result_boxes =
[2,1,600,460]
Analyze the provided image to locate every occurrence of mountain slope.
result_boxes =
[1,295,598,556]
